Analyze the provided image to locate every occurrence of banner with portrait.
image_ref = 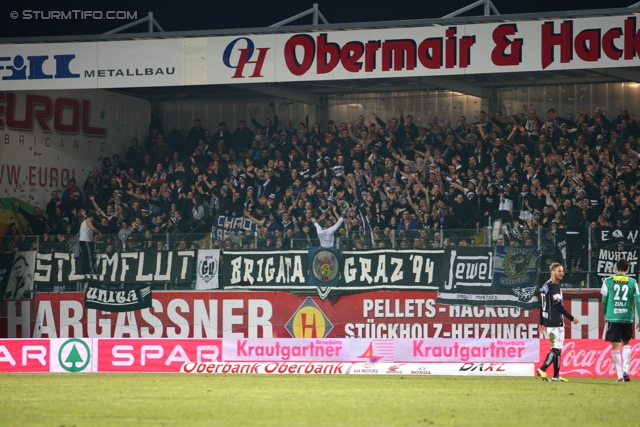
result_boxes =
[1,251,35,302]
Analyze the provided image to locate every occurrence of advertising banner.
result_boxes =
[0,337,634,376]
[0,40,183,90]
[1,289,613,341]
[395,338,538,363]
[349,362,533,376]
[0,90,150,227]
[539,340,640,378]
[4,15,640,90]
[96,339,222,373]
[0,339,52,372]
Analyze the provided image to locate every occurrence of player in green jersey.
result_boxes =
[601,258,640,382]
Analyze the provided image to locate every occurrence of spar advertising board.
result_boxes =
[0,290,615,340]
[3,14,640,90]
[0,338,633,377]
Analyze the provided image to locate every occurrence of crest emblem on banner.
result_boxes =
[503,251,532,280]
[197,257,218,284]
[311,249,339,283]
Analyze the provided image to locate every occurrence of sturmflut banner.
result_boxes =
[33,251,196,284]
[437,247,539,309]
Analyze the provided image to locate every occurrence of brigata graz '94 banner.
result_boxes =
[32,251,197,285]
[4,14,640,89]
[220,249,443,295]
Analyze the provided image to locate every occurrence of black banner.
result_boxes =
[33,250,197,284]
[596,228,639,247]
[596,248,639,277]
[341,249,443,288]
[221,249,444,292]
[0,252,16,303]
[222,251,308,287]
[84,281,152,312]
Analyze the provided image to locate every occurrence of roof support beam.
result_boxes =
[417,76,491,98]
[229,83,320,105]
[589,67,640,83]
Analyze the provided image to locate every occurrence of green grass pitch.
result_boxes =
[0,374,636,426]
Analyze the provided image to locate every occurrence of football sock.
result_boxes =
[540,351,555,371]
[613,350,623,379]
[622,345,631,374]
[552,349,561,378]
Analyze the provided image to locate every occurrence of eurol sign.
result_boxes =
[3,14,640,90]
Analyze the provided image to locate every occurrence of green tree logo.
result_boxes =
[58,339,91,373]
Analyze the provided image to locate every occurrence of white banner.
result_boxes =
[195,249,220,290]
[0,90,150,212]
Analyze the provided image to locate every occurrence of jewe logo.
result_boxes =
[222,37,270,78]
[0,55,79,80]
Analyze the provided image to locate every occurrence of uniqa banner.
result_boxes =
[437,247,539,310]
[84,281,152,313]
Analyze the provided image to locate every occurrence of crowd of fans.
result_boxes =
[3,103,640,266]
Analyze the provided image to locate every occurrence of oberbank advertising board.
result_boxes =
[3,14,640,90]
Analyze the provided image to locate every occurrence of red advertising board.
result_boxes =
[539,339,640,378]
[97,339,222,372]
[0,339,52,372]
[0,290,619,341]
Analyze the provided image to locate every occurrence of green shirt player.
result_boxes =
[601,258,640,382]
